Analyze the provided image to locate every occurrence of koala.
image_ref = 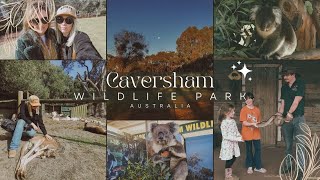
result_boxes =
[148,122,188,180]
[251,5,297,60]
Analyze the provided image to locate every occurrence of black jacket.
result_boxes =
[15,28,59,60]
[60,31,102,60]
[18,103,47,135]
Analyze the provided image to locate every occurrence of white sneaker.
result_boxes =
[247,167,253,174]
[254,168,267,173]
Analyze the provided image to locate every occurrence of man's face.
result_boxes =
[283,73,295,83]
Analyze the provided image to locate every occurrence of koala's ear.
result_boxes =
[250,5,260,20]
[168,122,179,134]
[272,6,282,25]
[150,123,158,132]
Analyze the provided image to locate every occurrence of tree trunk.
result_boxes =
[77,61,107,118]
[279,0,316,50]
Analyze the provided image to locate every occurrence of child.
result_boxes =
[240,92,267,174]
[219,103,243,180]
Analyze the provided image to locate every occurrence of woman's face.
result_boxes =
[30,10,49,35]
[56,15,74,37]
[31,105,39,110]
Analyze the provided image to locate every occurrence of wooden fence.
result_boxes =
[4,91,92,118]
[70,104,88,118]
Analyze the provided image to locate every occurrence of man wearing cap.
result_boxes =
[54,5,102,60]
[277,68,305,176]
[8,95,53,158]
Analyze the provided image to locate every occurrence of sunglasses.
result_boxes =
[56,16,74,24]
[31,17,49,25]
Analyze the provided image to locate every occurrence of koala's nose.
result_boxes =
[158,132,164,140]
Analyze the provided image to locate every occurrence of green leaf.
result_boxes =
[305,1,313,15]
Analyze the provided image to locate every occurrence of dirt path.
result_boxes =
[0,117,106,180]
[214,143,286,180]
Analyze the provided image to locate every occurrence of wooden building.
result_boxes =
[214,60,320,145]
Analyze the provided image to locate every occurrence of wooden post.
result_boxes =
[145,120,148,160]
[41,104,45,116]
[17,91,23,114]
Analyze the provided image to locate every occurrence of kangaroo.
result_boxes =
[84,122,106,135]
[15,136,60,180]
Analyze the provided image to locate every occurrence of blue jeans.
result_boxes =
[282,116,305,164]
[9,119,36,150]
[245,140,262,169]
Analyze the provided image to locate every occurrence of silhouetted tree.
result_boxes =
[114,30,148,62]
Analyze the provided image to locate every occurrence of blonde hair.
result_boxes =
[20,1,58,59]
[22,1,52,32]
[218,103,235,122]
[55,16,78,47]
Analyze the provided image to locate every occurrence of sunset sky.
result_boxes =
[107,0,213,55]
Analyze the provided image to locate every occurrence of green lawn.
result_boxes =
[0,16,106,60]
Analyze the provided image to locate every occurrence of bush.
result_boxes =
[120,160,172,180]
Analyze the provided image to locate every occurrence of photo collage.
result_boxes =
[0,0,320,180]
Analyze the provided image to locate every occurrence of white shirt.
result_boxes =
[219,118,243,160]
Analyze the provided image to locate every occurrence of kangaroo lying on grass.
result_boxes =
[15,136,60,180]
[84,122,106,135]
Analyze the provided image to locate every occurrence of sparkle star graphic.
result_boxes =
[238,63,252,79]
[237,61,241,65]
[231,64,236,70]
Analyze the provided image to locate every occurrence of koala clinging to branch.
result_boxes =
[148,122,188,180]
[251,5,297,60]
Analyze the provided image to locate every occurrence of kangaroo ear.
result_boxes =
[150,123,158,132]
[250,5,260,20]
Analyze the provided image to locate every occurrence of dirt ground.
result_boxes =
[215,142,320,180]
[215,143,288,180]
[0,117,106,180]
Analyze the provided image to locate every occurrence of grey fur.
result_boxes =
[251,5,297,60]
[149,123,188,180]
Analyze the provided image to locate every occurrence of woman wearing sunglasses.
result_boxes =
[15,1,59,60]
[55,5,102,60]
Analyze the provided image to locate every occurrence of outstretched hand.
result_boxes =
[285,112,293,122]
[45,134,53,140]
[251,122,258,128]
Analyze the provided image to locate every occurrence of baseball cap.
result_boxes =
[28,95,41,107]
[56,5,77,18]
